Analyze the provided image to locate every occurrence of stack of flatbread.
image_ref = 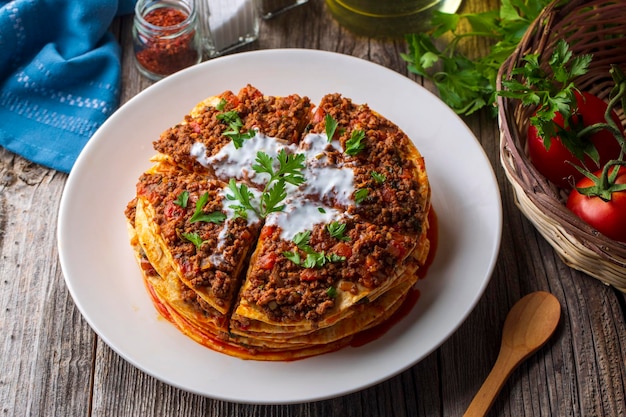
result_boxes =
[125,85,432,360]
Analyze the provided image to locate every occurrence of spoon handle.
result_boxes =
[462,347,522,417]
[463,292,560,417]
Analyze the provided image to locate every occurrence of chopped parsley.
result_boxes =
[325,114,339,142]
[345,129,366,155]
[354,188,369,204]
[226,179,255,220]
[371,171,386,183]
[302,252,345,269]
[293,230,311,248]
[180,231,207,250]
[283,251,302,265]
[326,286,337,299]
[189,192,226,224]
[253,149,306,187]
[216,110,255,148]
[174,190,189,208]
[216,97,227,111]
[327,221,350,241]
[282,229,346,269]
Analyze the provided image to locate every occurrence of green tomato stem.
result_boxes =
[575,76,626,158]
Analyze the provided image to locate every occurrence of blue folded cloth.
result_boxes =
[0,0,136,173]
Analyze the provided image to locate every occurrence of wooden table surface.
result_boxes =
[2,0,625,416]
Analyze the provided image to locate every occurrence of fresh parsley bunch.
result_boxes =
[401,0,551,116]
[499,39,593,148]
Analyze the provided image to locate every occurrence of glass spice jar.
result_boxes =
[133,0,203,80]
[256,0,309,19]
[202,0,259,57]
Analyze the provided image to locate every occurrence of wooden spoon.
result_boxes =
[463,291,561,417]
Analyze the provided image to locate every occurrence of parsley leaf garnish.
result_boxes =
[283,251,301,265]
[371,171,386,183]
[216,98,227,111]
[354,188,369,204]
[226,179,256,219]
[301,251,346,269]
[325,114,339,142]
[327,221,350,241]
[174,190,189,208]
[180,231,207,250]
[189,192,226,224]
[282,229,346,269]
[216,110,255,148]
[326,286,338,299]
[216,110,241,128]
[293,230,311,248]
[262,180,287,215]
[302,252,325,269]
[253,149,306,186]
[255,150,306,215]
[345,129,366,155]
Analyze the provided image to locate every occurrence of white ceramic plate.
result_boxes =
[58,49,502,404]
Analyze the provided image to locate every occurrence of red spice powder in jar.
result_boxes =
[134,5,201,78]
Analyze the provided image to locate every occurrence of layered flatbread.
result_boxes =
[124,84,432,360]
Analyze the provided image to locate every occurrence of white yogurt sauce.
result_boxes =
[190,130,356,241]
[265,198,346,241]
[190,142,211,168]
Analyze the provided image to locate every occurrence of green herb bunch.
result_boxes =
[401,0,551,116]
[499,39,593,154]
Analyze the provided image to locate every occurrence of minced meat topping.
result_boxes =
[153,85,312,172]
[136,170,260,305]
[243,218,417,323]
[309,93,429,234]
[131,87,429,326]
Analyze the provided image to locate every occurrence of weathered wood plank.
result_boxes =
[0,151,94,417]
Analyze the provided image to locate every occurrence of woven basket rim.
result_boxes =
[495,0,626,286]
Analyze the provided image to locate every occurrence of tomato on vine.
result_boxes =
[566,164,626,243]
[527,91,623,188]
[499,40,624,188]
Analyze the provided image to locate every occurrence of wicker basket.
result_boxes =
[496,0,626,292]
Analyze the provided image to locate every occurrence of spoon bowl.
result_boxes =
[463,291,561,417]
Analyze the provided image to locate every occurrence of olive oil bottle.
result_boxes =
[326,0,462,38]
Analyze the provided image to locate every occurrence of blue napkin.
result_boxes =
[0,0,136,173]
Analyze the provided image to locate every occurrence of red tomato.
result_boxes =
[332,242,353,258]
[527,92,622,188]
[259,225,276,239]
[258,252,277,270]
[311,107,325,125]
[381,185,395,203]
[164,200,185,219]
[566,167,626,243]
[300,269,319,282]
